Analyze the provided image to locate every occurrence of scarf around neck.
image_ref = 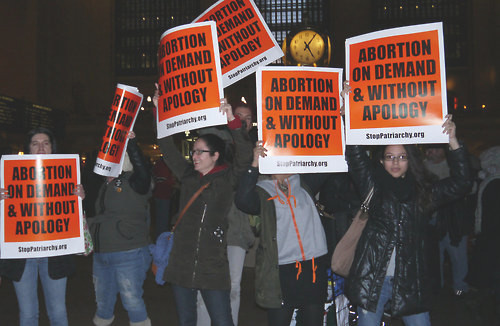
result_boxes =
[374,163,415,201]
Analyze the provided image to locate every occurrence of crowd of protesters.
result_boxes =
[0,88,499,326]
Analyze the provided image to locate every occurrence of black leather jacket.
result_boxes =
[345,145,471,316]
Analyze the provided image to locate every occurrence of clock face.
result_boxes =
[290,30,325,65]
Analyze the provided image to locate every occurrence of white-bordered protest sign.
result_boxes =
[345,22,448,145]
[194,0,283,87]
[256,66,347,174]
[157,21,225,138]
[1,154,84,258]
[94,84,143,177]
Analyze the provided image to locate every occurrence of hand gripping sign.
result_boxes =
[345,22,448,145]
[193,0,283,87]
[1,154,84,258]
[94,84,143,177]
[256,66,347,174]
[157,21,225,139]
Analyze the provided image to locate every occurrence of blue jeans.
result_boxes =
[13,257,68,326]
[93,246,152,323]
[439,233,469,292]
[172,284,233,326]
[357,276,431,326]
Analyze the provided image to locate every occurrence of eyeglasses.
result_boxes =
[190,149,213,156]
[384,154,408,161]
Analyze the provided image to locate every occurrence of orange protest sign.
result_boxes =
[157,22,225,138]
[257,67,347,174]
[94,84,143,177]
[345,23,448,145]
[194,0,283,87]
[1,155,84,258]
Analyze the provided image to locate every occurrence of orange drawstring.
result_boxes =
[269,178,315,283]
[295,257,317,283]
[295,261,302,280]
[268,178,306,261]
[312,256,317,283]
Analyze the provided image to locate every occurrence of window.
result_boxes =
[254,0,329,63]
[372,0,468,67]
[115,0,200,75]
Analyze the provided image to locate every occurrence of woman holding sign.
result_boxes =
[0,127,85,326]
[155,90,253,326]
[234,142,329,326]
[345,115,471,325]
[88,131,152,326]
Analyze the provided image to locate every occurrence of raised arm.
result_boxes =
[432,115,472,205]
[127,133,151,195]
[234,142,266,215]
[153,83,193,179]
[345,145,376,200]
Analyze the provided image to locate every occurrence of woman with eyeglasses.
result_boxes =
[153,85,253,326]
[345,114,472,325]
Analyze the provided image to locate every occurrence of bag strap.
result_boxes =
[171,182,210,233]
[360,186,375,213]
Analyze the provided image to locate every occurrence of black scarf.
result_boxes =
[374,164,415,201]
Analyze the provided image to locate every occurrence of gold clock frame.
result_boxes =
[282,27,332,67]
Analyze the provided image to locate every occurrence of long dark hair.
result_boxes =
[24,127,58,154]
[197,133,226,166]
[377,144,434,208]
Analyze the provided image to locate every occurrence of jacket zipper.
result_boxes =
[192,202,207,284]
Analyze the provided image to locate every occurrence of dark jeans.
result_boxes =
[171,284,233,326]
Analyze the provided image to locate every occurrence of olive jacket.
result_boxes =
[158,122,252,290]
[89,138,152,253]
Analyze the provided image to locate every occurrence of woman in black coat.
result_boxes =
[345,115,471,325]
[0,127,85,326]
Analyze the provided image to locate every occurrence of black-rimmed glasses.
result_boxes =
[190,149,213,156]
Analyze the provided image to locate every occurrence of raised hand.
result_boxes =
[219,98,235,123]
[252,141,267,168]
[340,80,352,116]
[72,184,86,200]
[442,114,459,150]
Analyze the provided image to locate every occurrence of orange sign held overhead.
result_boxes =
[94,84,143,177]
[157,21,225,138]
[1,154,84,258]
[345,22,448,145]
[194,0,283,87]
[256,67,347,174]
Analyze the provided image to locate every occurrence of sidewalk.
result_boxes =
[0,255,498,325]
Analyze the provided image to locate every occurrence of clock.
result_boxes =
[282,28,331,66]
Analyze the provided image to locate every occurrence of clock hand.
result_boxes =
[303,41,310,51]
[303,41,315,58]
[306,34,317,47]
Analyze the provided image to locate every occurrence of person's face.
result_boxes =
[234,106,253,132]
[381,145,408,178]
[425,147,446,163]
[29,133,52,154]
[192,139,218,175]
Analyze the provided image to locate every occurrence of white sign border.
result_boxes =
[345,22,448,145]
[94,84,143,177]
[256,66,347,174]
[1,154,84,259]
[194,0,284,87]
[157,21,225,139]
